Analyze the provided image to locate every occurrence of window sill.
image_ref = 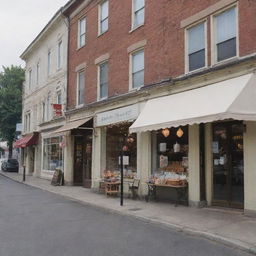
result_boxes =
[76,104,85,109]
[77,44,86,51]
[129,24,144,34]
[97,96,108,102]
[97,30,108,38]
[129,85,143,92]
[185,66,208,76]
[211,56,239,68]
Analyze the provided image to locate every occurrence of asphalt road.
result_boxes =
[0,175,252,256]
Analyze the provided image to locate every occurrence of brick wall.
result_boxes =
[66,0,256,109]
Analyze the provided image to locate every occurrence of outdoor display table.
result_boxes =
[105,181,121,196]
[146,183,188,206]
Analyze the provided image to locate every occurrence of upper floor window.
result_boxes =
[28,69,32,89]
[77,70,85,106]
[99,0,109,35]
[214,7,237,62]
[133,0,145,28]
[36,63,40,85]
[47,51,51,75]
[57,90,62,104]
[98,62,108,100]
[42,101,46,122]
[78,18,86,48]
[57,40,63,69]
[131,49,144,89]
[24,112,31,133]
[187,22,206,72]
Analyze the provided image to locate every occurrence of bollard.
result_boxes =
[23,165,26,182]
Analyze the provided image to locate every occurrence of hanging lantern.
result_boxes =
[162,128,170,137]
[176,127,184,138]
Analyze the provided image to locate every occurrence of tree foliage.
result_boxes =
[0,65,24,157]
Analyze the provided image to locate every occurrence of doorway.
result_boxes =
[212,121,244,208]
[73,133,92,188]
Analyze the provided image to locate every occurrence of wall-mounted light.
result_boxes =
[162,128,170,137]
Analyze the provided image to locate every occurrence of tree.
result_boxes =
[0,66,24,158]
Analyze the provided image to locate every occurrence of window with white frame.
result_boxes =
[36,63,40,85]
[24,112,31,132]
[57,90,62,104]
[131,49,144,89]
[187,22,206,72]
[57,40,63,69]
[98,62,108,100]
[77,70,85,106]
[28,69,32,88]
[214,7,237,62]
[99,0,109,35]
[47,51,51,75]
[42,101,46,122]
[78,18,86,48]
[133,0,145,28]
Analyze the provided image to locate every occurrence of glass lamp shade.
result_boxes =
[176,127,184,138]
[162,128,170,137]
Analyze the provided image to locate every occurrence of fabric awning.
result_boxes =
[13,133,39,148]
[130,73,256,133]
[53,117,92,134]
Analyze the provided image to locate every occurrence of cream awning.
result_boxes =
[54,118,92,134]
[130,73,256,133]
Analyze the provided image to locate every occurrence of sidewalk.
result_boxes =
[1,171,256,255]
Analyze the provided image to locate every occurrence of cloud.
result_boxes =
[0,0,68,71]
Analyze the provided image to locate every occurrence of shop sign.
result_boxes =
[53,104,62,117]
[95,105,139,127]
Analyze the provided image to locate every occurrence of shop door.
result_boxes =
[74,136,83,185]
[83,134,92,188]
[212,122,244,208]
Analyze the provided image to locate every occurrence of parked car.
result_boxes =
[0,158,7,167]
[1,159,19,172]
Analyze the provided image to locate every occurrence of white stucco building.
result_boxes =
[18,9,68,179]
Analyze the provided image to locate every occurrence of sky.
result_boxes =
[0,0,69,72]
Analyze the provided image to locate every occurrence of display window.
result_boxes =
[151,126,188,186]
[104,123,137,180]
[43,136,63,171]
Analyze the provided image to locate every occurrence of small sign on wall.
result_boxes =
[119,156,129,166]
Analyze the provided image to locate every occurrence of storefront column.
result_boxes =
[34,144,41,177]
[205,123,213,206]
[137,132,151,196]
[188,124,201,207]
[63,132,74,185]
[244,121,256,216]
[91,127,106,189]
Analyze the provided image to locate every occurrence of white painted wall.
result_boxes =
[22,14,68,134]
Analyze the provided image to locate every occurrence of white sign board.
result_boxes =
[95,104,139,127]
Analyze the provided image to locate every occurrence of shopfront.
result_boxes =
[130,73,256,211]
[93,104,140,189]
[42,136,63,172]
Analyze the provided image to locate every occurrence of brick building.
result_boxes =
[56,0,256,214]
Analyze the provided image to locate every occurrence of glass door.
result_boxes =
[212,121,244,208]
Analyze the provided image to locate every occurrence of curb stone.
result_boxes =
[1,173,255,255]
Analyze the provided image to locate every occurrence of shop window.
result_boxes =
[105,123,137,179]
[187,22,206,72]
[151,126,188,185]
[131,49,144,89]
[78,17,86,48]
[99,0,109,35]
[133,0,145,28]
[43,137,63,171]
[98,62,108,100]
[214,7,237,62]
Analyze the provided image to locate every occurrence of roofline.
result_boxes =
[20,8,64,60]
[62,0,77,13]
